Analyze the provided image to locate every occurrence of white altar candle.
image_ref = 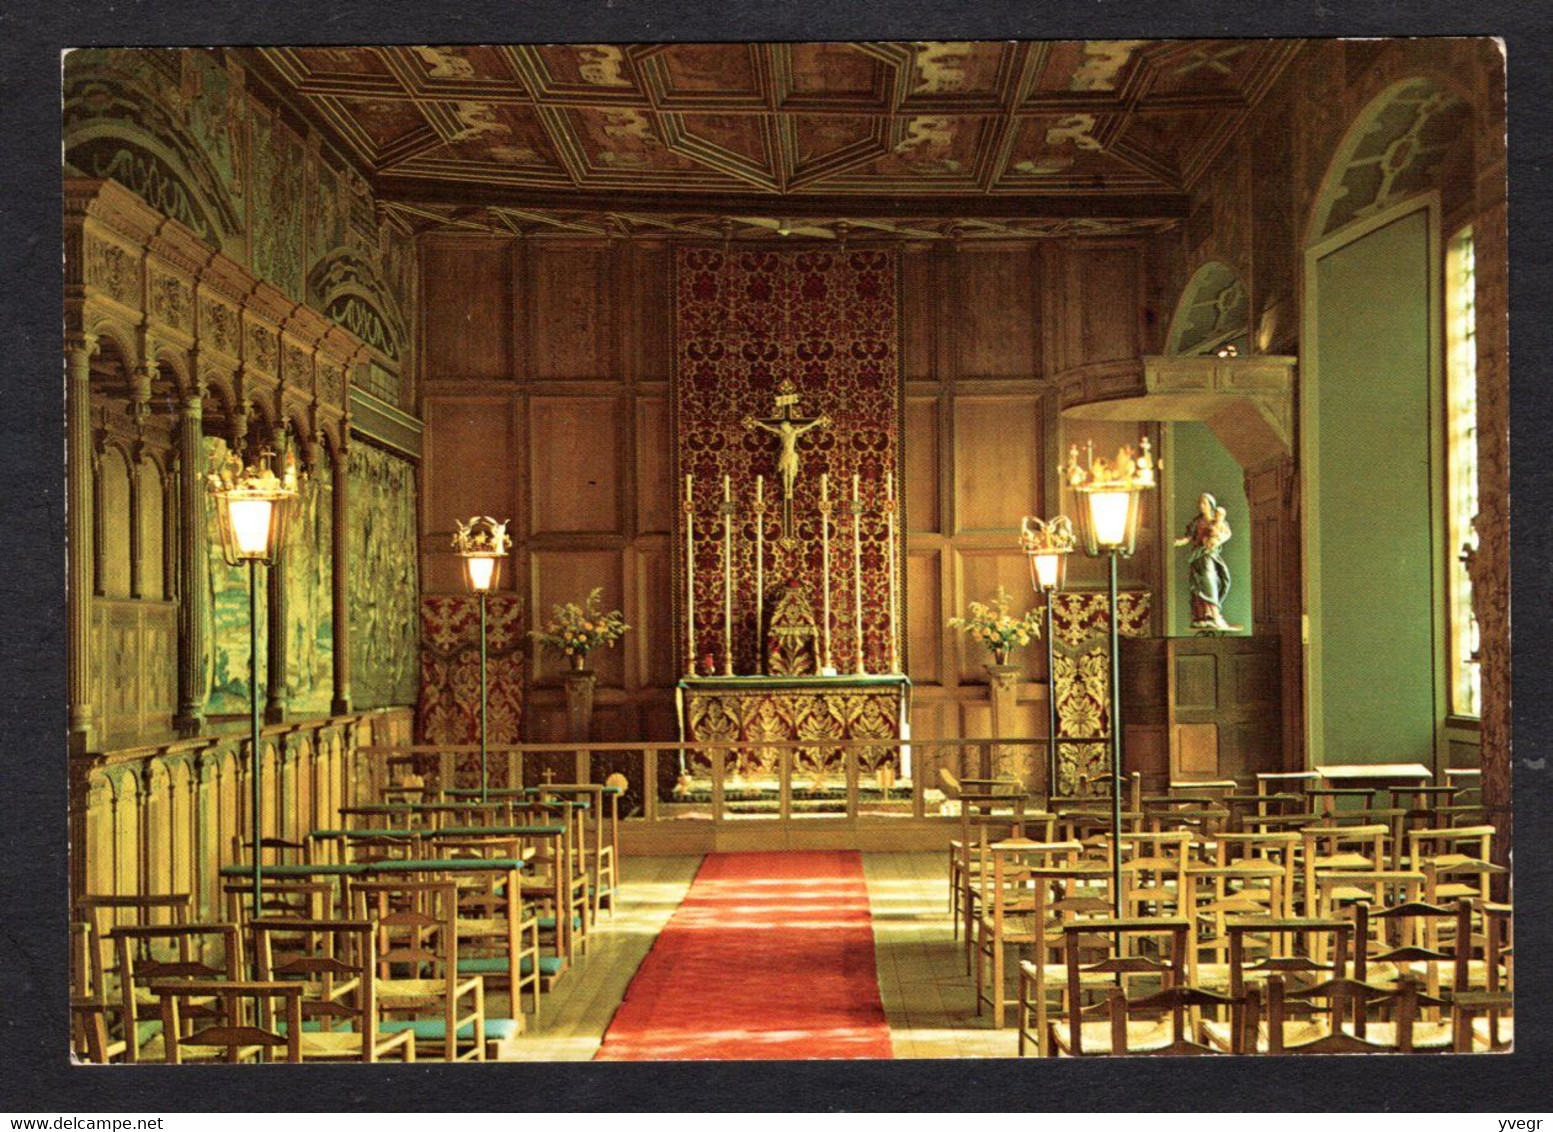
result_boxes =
[821,473,829,504]
[886,470,894,502]
[852,473,860,501]
[756,475,763,503]
[723,473,731,503]
[685,473,693,502]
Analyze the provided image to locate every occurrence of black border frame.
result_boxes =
[5,0,1549,1112]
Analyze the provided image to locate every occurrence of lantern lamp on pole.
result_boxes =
[453,516,512,802]
[207,444,301,920]
[1020,514,1075,804]
[1061,438,1157,922]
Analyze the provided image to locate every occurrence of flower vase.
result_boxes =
[991,646,1009,666]
[563,667,597,742]
[568,651,588,673]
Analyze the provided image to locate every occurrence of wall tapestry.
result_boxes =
[285,457,334,715]
[62,48,416,407]
[416,596,526,782]
[1051,589,1151,794]
[673,246,903,675]
[348,441,420,707]
[204,436,267,716]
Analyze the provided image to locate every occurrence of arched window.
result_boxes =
[1446,225,1480,717]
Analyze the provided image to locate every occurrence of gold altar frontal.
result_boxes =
[676,675,911,780]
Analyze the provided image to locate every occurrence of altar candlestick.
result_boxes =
[722,477,734,676]
[819,483,834,673]
[683,477,696,677]
[753,476,766,673]
[852,483,866,675]
[885,471,900,673]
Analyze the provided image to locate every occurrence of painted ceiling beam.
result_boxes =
[373,178,1191,219]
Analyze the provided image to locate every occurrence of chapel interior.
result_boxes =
[62,38,1512,1063]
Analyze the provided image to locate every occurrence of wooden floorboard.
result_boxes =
[502,851,1019,1061]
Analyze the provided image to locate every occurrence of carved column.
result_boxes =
[66,333,99,754]
[174,385,210,736]
[330,436,352,716]
[985,663,1027,787]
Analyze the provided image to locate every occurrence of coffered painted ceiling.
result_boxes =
[247,40,1299,240]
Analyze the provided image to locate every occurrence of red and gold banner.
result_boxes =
[673,246,903,674]
[1051,589,1151,792]
[416,596,525,781]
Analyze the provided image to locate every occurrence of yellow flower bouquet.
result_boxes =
[947,585,1042,665]
[530,587,629,669]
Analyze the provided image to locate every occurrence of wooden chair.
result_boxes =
[1298,823,1391,915]
[1048,918,1237,1056]
[1012,861,1117,1051]
[230,834,308,868]
[1263,971,1441,1054]
[951,789,1033,966]
[973,839,1084,1027]
[520,800,594,959]
[437,840,547,1022]
[1405,825,1501,903]
[1184,863,1289,991]
[152,980,306,1064]
[529,783,620,922]
[348,878,487,1061]
[75,893,193,1008]
[1117,831,1193,924]
[1451,901,1513,1052]
[1199,916,1354,1052]
[250,918,418,1063]
[110,922,245,1062]
[70,920,122,1063]
[222,879,336,924]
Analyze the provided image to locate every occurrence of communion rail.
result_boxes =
[357,738,1110,852]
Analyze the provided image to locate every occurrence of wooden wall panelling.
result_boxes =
[904,394,941,534]
[528,395,622,534]
[900,249,938,381]
[420,238,512,379]
[953,394,1045,534]
[948,246,1040,380]
[531,243,611,380]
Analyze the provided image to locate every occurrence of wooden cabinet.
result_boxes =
[1122,635,1282,787]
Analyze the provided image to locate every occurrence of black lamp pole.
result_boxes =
[1107,549,1123,920]
[1044,592,1059,805]
[479,589,489,803]
[249,558,263,920]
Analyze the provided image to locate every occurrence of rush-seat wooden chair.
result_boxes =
[250,917,418,1063]
[152,980,307,1064]
[348,878,492,1061]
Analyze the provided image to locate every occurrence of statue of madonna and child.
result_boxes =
[1174,492,1242,634]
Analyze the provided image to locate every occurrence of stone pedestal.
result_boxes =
[564,671,597,743]
[985,663,1032,790]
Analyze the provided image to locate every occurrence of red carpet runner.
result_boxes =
[594,850,894,1060]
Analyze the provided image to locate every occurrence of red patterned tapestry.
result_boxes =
[673,247,903,675]
[1051,590,1151,794]
[416,596,525,779]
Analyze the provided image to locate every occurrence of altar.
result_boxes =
[676,674,911,778]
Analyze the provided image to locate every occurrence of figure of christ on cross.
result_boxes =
[743,381,830,539]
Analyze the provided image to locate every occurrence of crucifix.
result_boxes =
[743,379,831,541]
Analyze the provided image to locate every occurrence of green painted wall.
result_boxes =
[1312,209,1437,764]
[1166,422,1252,637]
